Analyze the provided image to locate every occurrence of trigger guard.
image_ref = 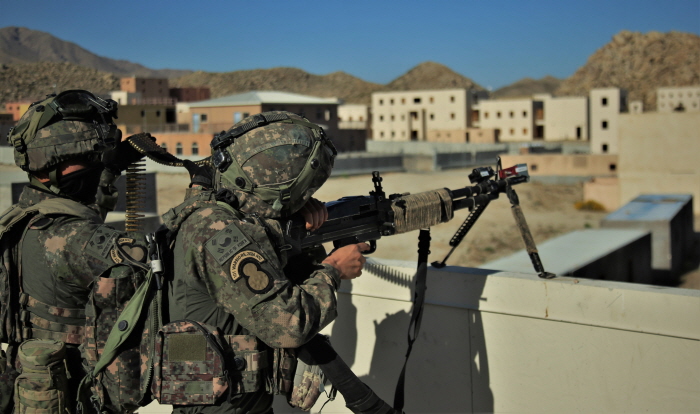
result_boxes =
[365,240,377,254]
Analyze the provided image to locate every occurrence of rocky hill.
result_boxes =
[0,27,698,109]
[171,67,385,105]
[0,62,119,104]
[556,31,700,109]
[0,27,191,78]
[385,61,484,91]
[492,76,562,98]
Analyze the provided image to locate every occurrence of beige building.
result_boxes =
[478,98,541,142]
[657,86,700,112]
[338,104,369,130]
[371,89,483,141]
[120,77,170,101]
[590,88,628,154]
[617,111,700,214]
[539,94,588,141]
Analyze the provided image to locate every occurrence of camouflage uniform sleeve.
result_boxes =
[37,215,147,286]
[181,207,339,349]
[93,169,120,220]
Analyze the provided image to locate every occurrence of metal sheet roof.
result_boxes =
[481,228,649,276]
[604,194,692,222]
[188,91,339,108]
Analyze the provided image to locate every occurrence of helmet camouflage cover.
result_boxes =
[7,90,120,172]
[212,111,337,218]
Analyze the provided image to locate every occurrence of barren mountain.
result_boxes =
[492,76,562,99]
[0,26,191,78]
[386,61,485,91]
[556,31,700,109]
[0,62,119,104]
[171,67,386,105]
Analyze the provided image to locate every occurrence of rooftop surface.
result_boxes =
[604,194,692,222]
[188,90,339,107]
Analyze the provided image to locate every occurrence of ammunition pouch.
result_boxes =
[14,339,71,414]
[150,320,267,405]
[288,357,326,411]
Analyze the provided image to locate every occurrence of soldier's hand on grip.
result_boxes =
[299,197,328,231]
[103,132,153,173]
[322,243,370,280]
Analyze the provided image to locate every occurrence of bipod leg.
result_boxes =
[432,196,490,268]
[505,184,555,279]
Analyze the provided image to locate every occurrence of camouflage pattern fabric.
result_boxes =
[163,189,341,413]
[288,359,325,411]
[0,185,148,414]
[14,339,70,414]
[216,111,335,219]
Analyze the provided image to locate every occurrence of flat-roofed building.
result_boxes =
[539,94,588,141]
[590,88,628,154]
[371,89,482,142]
[185,90,349,149]
[479,98,541,142]
[120,77,170,101]
[338,104,369,130]
[170,87,211,103]
[657,86,700,112]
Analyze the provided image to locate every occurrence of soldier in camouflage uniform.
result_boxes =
[163,111,369,413]
[0,90,150,413]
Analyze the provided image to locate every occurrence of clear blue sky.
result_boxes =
[2,0,698,90]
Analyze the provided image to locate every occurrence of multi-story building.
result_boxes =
[120,77,170,101]
[170,87,211,103]
[186,90,340,135]
[478,98,542,142]
[590,88,628,154]
[371,89,484,142]
[539,95,588,141]
[338,104,369,130]
[657,86,700,112]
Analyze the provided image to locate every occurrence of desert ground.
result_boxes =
[155,169,700,290]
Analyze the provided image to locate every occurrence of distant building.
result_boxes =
[120,77,170,101]
[0,113,14,146]
[184,90,353,149]
[115,104,178,134]
[371,88,485,142]
[657,86,700,112]
[478,97,541,142]
[4,101,33,122]
[170,87,210,103]
[590,88,628,154]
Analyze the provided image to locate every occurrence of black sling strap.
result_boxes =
[393,228,431,412]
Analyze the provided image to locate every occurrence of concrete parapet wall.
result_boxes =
[500,153,618,177]
[292,259,700,413]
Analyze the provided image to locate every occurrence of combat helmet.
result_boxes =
[8,90,120,174]
[210,111,337,218]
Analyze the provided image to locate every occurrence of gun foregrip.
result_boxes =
[333,238,377,254]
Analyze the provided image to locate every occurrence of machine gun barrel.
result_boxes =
[282,166,529,255]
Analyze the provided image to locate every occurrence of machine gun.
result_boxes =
[282,159,554,278]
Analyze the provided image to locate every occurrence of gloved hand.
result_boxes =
[102,132,153,173]
[183,160,213,189]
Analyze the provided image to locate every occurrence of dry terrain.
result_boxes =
[155,169,699,290]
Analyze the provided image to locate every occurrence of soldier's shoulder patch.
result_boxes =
[205,222,251,265]
[110,237,147,264]
[229,250,273,295]
[86,227,121,259]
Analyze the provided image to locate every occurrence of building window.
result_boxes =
[430,97,434,103]
[402,98,406,104]
[609,163,617,171]
[497,112,502,118]
[379,115,384,121]
[523,128,528,135]
[450,113,455,120]
[602,97,608,106]
[243,113,249,118]
[450,96,455,103]
[414,97,421,104]
[430,113,435,120]
[390,99,394,105]
[602,144,608,153]
[510,111,514,118]
[390,115,395,121]
[176,143,183,156]
[484,112,489,119]
[192,142,199,156]
[161,142,168,151]
[531,164,538,172]
[379,99,384,105]
[410,112,418,120]
[510,128,515,135]
[391,131,395,138]
[523,111,527,117]
[201,114,208,122]
[140,110,145,117]
[380,131,385,138]
[156,110,161,117]
[234,112,242,123]
[602,120,608,129]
